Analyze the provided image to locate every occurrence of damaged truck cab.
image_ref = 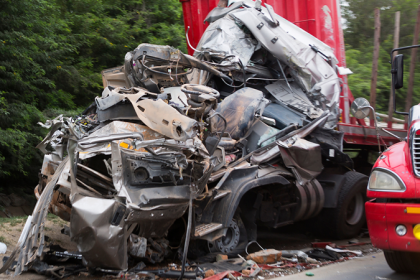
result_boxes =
[363,45,420,274]
[1,1,375,276]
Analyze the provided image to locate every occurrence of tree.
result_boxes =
[343,0,420,115]
[0,0,186,185]
[0,0,78,182]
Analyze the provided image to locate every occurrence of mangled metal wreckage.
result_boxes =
[1,1,356,276]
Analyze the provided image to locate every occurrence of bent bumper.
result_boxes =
[366,201,420,252]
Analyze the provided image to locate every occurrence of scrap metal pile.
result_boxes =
[1,0,354,277]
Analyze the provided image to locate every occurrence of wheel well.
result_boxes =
[209,173,291,228]
[316,168,347,208]
[238,183,297,237]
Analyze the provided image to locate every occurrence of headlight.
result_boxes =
[368,169,406,191]
[395,225,407,236]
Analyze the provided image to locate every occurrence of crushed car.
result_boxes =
[0,1,367,277]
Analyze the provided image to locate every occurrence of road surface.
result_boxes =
[282,252,419,280]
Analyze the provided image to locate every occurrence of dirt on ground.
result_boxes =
[0,214,77,280]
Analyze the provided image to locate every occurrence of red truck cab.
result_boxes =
[364,46,420,273]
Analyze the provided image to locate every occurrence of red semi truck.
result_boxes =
[360,45,420,273]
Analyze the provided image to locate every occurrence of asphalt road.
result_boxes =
[282,252,420,280]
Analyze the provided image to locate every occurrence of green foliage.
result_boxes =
[0,0,71,181]
[0,0,186,184]
[342,0,419,49]
[343,0,420,114]
[0,216,27,227]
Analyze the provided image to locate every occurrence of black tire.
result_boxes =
[384,250,420,273]
[317,171,368,239]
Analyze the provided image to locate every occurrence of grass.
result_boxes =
[47,213,61,224]
[0,214,66,230]
[0,216,27,227]
[47,213,69,227]
[0,236,6,244]
[10,218,24,226]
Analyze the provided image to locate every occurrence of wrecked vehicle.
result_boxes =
[1,0,370,276]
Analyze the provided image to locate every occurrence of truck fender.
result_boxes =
[206,166,291,227]
[316,172,346,208]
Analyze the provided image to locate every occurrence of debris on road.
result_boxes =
[204,269,215,278]
[246,249,282,264]
[216,255,229,262]
[325,245,362,256]
[0,1,362,278]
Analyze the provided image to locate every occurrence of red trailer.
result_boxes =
[180,0,406,153]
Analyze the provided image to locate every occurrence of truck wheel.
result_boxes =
[318,171,368,239]
[208,211,248,254]
[384,251,420,273]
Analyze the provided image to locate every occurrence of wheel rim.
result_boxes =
[346,192,364,225]
[222,227,234,245]
[213,220,240,253]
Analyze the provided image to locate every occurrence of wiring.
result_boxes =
[140,55,193,77]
